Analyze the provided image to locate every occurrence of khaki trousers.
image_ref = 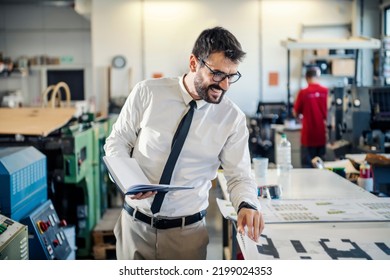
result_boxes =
[114,209,209,260]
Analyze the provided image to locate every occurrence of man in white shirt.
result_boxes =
[104,26,264,260]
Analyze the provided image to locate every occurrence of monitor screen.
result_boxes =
[47,69,85,101]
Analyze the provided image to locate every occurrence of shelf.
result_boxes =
[303,54,355,61]
[317,74,354,78]
[0,71,29,79]
[281,36,381,118]
[30,65,86,71]
[281,36,381,50]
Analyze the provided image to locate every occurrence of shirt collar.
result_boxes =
[179,74,207,109]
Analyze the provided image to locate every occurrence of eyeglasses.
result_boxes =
[200,59,241,84]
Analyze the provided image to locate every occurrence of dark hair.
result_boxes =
[192,26,246,63]
[305,67,320,79]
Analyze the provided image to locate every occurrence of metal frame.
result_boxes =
[281,36,381,118]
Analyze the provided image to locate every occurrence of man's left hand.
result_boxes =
[237,208,264,242]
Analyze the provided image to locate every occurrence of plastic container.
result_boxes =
[276,133,292,172]
[357,161,373,192]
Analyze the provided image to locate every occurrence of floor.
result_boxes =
[205,184,224,260]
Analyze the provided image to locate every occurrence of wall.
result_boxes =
[91,0,359,117]
[0,4,91,106]
[91,0,142,117]
[260,0,354,103]
[353,0,381,86]
[91,0,260,116]
[0,0,381,117]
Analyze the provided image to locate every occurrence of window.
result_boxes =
[385,6,390,36]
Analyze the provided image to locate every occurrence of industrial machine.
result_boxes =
[0,146,74,259]
[370,86,390,131]
[49,122,97,258]
[21,199,72,260]
[327,85,390,156]
[326,85,390,196]
[336,86,371,147]
[0,146,47,221]
[338,86,390,153]
[0,214,28,260]
[92,118,110,219]
[0,120,98,258]
[106,114,121,207]
[365,86,390,152]
[0,109,119,258]
[328,87,350,143]
[248,102,287,163]
[367,87,390,195]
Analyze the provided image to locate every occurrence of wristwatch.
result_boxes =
[238,201,257,213]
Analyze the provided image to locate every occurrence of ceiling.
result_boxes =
[0,0,75,6]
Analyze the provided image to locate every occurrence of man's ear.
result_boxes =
[189,55,198,72]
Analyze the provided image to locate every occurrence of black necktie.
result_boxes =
[151,100,196,214]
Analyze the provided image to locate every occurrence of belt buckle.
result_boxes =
[152,217,168,229]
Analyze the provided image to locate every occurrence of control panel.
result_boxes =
[21,199,72,260]
[0,214,28,260]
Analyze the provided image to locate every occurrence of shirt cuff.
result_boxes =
[237,201,258,213]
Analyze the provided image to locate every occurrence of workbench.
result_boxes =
[217,168,390,260]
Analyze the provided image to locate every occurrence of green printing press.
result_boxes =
[0,113,118,259]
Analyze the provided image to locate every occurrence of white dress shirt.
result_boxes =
[104,75,260,217]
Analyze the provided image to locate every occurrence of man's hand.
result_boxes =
[237,208,264,242]
[130,191,157,200]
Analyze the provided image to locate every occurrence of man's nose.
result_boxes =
[219,76,230,91]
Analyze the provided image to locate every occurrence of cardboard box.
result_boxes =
[314,49,329,56]
[331,59,355,76]
[303,49,315,57]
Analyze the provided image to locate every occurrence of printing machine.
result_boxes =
[91,115,118,218]
[248,102,287,163]
[327,86,371,147]
[326,85,390,196]
[0,146,72,259]
[366,86,390,152]
[49,122,97,258]
[0,214,28,260]
[327,85,390,156]
[0,146,47,221]
[0,108,113,258]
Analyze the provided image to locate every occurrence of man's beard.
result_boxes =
[194,74,226,104]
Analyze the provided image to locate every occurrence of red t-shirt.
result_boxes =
[293,83,328,147]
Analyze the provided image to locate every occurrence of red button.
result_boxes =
[53,240,59,247]
[59,219,67,227]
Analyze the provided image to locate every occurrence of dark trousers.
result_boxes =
[301,145,326,168]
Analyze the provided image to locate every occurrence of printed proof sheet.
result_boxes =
[238,226,390,260]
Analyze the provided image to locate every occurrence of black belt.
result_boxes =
[123,202,206,230]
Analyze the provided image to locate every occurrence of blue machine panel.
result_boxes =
[0,146,47,221]
[21,199,72,260]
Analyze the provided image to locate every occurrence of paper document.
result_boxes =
[216,198,238,221]
[217,197,390,224]
[102,156,194,195]
[237,226,390,260]
[259,197,390,223]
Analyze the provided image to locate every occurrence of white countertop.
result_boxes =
[217,168,390,260]
[217,168,376,201]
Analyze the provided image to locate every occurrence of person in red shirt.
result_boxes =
[293,66,328,168]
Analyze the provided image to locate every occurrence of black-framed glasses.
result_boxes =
[199,59,241,84]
